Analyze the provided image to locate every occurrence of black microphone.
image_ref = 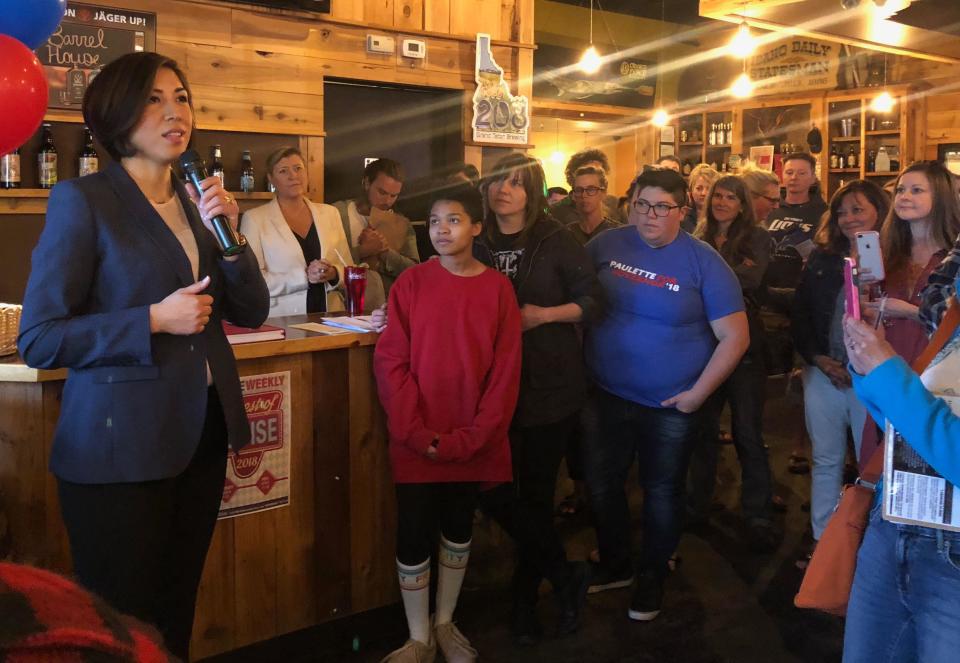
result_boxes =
[179,149,243,256]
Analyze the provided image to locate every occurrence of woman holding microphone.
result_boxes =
[17,52,269,660]
[242,146,357,316]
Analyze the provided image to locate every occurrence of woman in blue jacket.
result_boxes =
[18,53,269,660]
[842,269,960,663]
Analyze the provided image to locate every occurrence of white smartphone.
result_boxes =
[855,230,885,283]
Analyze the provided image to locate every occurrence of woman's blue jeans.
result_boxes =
[844,504,960,662]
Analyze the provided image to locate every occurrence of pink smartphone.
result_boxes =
[855,230,885,283]
[843,257,861,321]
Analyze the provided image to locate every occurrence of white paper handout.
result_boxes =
[883,394,960,532]
[319,315,378,333]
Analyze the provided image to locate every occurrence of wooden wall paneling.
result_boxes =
[301,136,326,202]
[41,382,71,572]
[395,0,425,31]
[272,355,318,634]
[518,0,534,44]
[365,0,397,26]
[189,84,324,136]
[450,0,502,40]
[500,0,519,43]
[95,0,232,47]
[312,349,353,619]
[158,40,325,97]
[0,384,47,565]
[192,521,236,659]
[424,0,451,33]
[329,0,366,21]
[464,145,483,174]
[232,509,278,648]
[347,346,396,612]
[517,49,534,100]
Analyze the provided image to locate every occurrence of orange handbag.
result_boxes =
[794,300,960,615]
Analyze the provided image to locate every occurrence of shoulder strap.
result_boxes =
[863,298,960,483]
[913,298,960,374]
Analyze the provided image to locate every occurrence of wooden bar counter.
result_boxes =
[0,315,397,659]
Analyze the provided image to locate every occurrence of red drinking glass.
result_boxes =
[345,265,367,315]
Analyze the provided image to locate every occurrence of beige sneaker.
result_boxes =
[434,621,478,663]
[379,638,436,663]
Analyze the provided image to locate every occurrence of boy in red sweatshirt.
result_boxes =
[374,183,522,663]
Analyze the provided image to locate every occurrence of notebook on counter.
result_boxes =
[222,321,286,344]
[319,316,378,333]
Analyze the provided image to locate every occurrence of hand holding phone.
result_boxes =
[855,231,885,283]
[844,257,861,321]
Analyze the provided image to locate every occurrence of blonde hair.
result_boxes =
[688,164,720,192]
[739,164,780,197]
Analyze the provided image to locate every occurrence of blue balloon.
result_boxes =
[0,0,67,50]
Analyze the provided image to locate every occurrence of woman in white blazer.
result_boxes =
[242,147,355,317]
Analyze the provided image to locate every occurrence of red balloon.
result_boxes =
[0,35,48,157]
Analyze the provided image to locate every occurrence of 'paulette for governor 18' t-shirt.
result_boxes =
[585,226,744,408]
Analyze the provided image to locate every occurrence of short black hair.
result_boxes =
[656,154,682,169]
[431,182,484,224]
[364,158,404,184]
[547,186,568,197]
[783,152,817,171]
[628,167,688,207]
[565,148,610,186]
[83,52,193,161]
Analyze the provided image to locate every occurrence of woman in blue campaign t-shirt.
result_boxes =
[579,167,748,624]
[586,226,744,406]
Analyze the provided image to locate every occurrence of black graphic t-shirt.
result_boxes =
[490,230,525,281]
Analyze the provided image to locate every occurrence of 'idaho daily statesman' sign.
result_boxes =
[749,38,841,94]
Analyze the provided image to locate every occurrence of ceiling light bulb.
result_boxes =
[729,22,756,58]
[731,72,754,98]
[578,45,602,74]
[652,109,669,127]
[550,150,566,165]
[871,91,895,113]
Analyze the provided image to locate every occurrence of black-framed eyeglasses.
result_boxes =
[756,193,780,205]
[633,199,681,217]
[572,186,605,197]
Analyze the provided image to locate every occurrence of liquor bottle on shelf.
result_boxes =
[267,177,276,194]
[680,129,688,143]
[210,144,225,185]
[38,123,58,189]
[728,121,735,144]
[78,127,99,177]
[829,144,839,169]
[708,124,717,146]
[1,147,20,189]
[682,160,692,176]
[847,146,858,170]
[867,149,876,172]
[240,150,255,193]
[875,146,890,173]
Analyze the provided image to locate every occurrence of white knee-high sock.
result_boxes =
[435,536,471,625]
[397,558,431,644]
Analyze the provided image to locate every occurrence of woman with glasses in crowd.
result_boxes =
[581,167,748,622]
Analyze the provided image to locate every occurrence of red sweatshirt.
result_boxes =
[374,259,521,483]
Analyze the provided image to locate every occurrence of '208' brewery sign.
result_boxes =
[219,371,292,519]
[472,33,530,145]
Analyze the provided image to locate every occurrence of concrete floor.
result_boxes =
[205,379,847,663]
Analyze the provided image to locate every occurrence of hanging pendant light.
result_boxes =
[731,71,754,98]
[578,0,602,74]
[729,21,756,58]
[652,108,670,127]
